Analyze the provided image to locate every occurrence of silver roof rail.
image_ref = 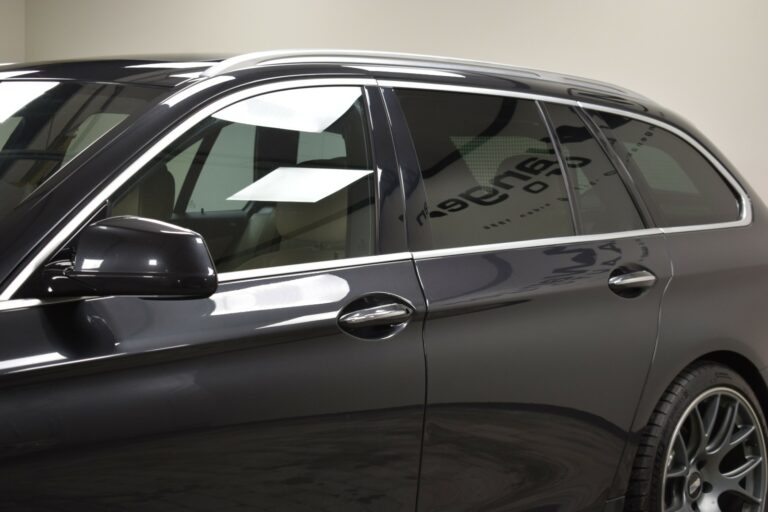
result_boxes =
[202,49,646,100]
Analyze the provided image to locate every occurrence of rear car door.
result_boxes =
[382,83,673,511]
[0,81,426,511]
[586,109,765,452]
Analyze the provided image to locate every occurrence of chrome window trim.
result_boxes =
[219,252,412,283]
[412,229,664,260]
[0,77,377,301]
[379,79,752,232]
[377,79,580,106]
[0,253,413,312]
[0,78,751,302]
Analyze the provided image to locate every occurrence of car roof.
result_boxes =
[0,55,226,87]
[0,50,681,127]
[0,50,645,99]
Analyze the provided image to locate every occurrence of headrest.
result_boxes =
[112,164,175,220]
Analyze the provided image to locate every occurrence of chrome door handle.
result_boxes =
[608,270,657,290]
[338,303,413,328]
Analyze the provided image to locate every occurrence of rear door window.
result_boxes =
[589,111,741,227]
[394,89,575,250]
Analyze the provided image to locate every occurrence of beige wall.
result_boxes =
[11,0,768,195]
[0,0,25,62]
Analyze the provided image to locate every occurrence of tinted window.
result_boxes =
[187,123,256,213]
[395,89,574,249]
[111,86,375,273]
[545,103,644,234]
[0,81,164,219]
[590,111,741,227]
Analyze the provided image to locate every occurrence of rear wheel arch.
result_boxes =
[694,350,768,421]
[623,353,768,510]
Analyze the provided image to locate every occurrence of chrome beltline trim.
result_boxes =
[0,78,751,302]
[0,253,413,312]
[218,252,413,283]
[412,229,664,260]
[0,77,377,301]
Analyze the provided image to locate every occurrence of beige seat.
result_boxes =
[111,164,175,220]
[237,189,348,270]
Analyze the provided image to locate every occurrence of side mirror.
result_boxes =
[45,216,217,299]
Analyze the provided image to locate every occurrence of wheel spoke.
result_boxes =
[691,406,708,460]
[724,481,763,505]
[667,466,688,478]
[667,431,690,478]
[708,401,738,455]
[729,424,756,448]
[702,394,721,439]
[722,455,763,480]
[664,493,689,512]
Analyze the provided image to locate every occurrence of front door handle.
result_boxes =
[608,268,657,297]
[337,294,415,340]
[339,303,413,329]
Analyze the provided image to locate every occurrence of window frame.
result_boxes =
[0,78,410,302]
[389,86,581,249]
[539,101,653,231]
[0,78,752,302]
[378,79,750,260]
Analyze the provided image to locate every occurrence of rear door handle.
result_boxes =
[608,268,657,297]
[339,303,413,328]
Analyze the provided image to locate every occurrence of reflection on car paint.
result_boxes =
[209,274,350,316]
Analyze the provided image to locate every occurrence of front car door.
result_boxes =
[382,82,673,511]
[0,80,426,511]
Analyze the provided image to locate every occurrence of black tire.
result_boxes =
[626,362,768,512]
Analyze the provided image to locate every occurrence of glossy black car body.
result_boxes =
[0,51,766,512]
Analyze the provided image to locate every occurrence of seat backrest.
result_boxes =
[112,164,175,220]
[237,188,348,270]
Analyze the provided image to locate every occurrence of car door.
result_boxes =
[0,81,426,511]
[382,83,673,511]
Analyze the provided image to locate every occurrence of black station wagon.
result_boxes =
[0,50,765,512]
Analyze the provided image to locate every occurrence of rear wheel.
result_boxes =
[626,363,768,512]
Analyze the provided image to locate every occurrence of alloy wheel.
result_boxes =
[662,387,767,512]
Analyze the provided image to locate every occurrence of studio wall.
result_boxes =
[3,0,768,195]
[0,0,25,62]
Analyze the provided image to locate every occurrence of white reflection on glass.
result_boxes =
[0,351,66,371]
[228,167,372,203]
[210,274,350,316]
[213,87,362,133]
[0,81,59,123]
[0,70,38,79]
[169,72,204,79]
[81,258,104,270]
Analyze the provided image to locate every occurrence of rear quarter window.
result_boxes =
[589,111,741,227]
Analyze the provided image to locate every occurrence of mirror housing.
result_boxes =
[45,216,217,299]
